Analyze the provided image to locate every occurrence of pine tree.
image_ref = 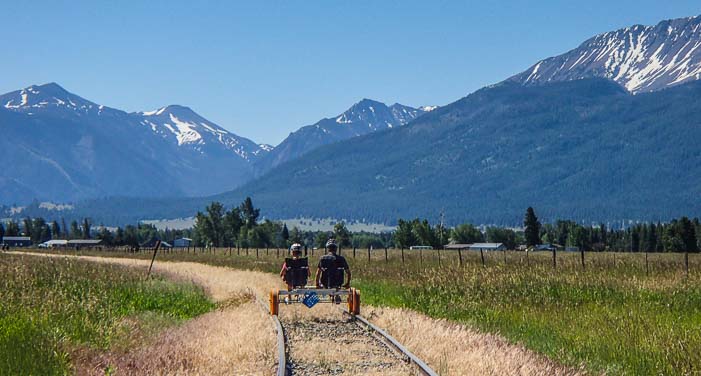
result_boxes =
[81,218,91,239]
[50,221,60,239]
[240,197,259,229]
[524,207,541,247]
[281,223,290,246]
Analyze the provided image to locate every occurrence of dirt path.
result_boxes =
[8,252,583,375]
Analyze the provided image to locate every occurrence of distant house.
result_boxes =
[67,239,102,250]
[141,239,173,249]
[536,243,557,251]
[444,243,472,250]
[410,245,433,250]
[173,238,192,248]
[39,239,69,248]
[469,243,506,252]
[565,246,580,252]
[2,236,32,247]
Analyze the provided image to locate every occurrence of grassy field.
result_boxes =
[0,253,214,375]
[20,247,701,375]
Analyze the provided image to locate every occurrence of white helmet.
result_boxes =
[289,243,302,253]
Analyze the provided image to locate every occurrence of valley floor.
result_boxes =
[7,251,580,375]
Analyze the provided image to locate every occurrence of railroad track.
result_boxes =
[268,305,438,376]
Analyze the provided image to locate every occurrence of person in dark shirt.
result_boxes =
[315,238,351,289]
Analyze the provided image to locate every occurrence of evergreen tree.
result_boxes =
[679,216,699,253]
[50,221,60,239]
[647,224,658,252]
[631,229,640,252]
[97,227,114,245]
[223,207,244,246]
[524,207,541,247]
[22,217,33,238]
[81,218,91,239]
[281,223,290,246]
[69,221,82,239]
[0,222,4,240]
[240,197,260,229]
[61,218,68,239]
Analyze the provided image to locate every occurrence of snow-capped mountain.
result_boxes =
[136,105,267,161]
[0,83,270,204]
[256,99,431,173]
[509,15,701,93]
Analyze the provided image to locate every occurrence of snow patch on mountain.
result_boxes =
[509,15,701,93]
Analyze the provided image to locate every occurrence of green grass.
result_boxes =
[26,247,701,375]
[0,253,215,375]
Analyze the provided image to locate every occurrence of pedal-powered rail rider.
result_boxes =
[280,243,310,290]
[315,239,351,289]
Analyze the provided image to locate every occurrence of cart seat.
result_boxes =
[284,257,309,288]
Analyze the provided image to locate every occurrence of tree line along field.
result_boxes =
[0,253,214,375]
[29,246,701,375]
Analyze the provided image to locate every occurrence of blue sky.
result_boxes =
[2,1,700,144]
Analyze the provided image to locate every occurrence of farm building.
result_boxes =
[469,243,506,251]
[174,238,192,248]
[536,243,557,251]
[444,243,472,250]
[67,239,102,250]
[2,236,32,247]
[39,239,69,248]
[141,239,173,249]
[410,245,433,250]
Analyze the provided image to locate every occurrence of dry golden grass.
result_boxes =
[14,253,279,375]
[15,252,582,375]
[364,307,584,376]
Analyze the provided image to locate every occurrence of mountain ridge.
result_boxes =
[508,15,701,93]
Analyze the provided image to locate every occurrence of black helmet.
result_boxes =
[325,239,338,250]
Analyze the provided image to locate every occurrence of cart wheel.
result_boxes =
[347,288,356,313]
[269,289,279,316]
[352,289,361,315]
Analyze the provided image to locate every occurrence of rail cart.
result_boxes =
[269,257,360,315]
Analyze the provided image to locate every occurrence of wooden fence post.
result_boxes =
[401,247,405,265]
[277,248,280,257]
[353,247,356,259]
[552,248,557,269]
[266,247,269,256]
[420,248,423,267]
[503,247,507,265]
[385,247,388,263]
[580,248,585,270]
[480,248,485,267]
[256,248,259,259]
[367,246,371,262]
[685,251,689,277]
[645,251,649,275]
[458,248,463,267]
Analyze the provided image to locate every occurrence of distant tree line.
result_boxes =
[392,207,701,253]
[2,204,699,253]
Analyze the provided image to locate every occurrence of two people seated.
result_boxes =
[279,239,352,290]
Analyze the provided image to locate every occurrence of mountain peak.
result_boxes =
[508,14,701,93]
[0,82,104,113]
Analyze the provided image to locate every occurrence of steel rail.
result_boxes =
[256,299,287,376]
[342,309,439,376]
